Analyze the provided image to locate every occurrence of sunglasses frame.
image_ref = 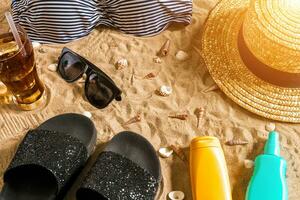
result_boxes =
[57,47,122,109]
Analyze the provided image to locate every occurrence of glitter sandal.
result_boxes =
[76,131,161,200]
[0,113,97,200]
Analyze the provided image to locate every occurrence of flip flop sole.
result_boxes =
[104,131,161,181]
[1,113,97,200]
[77,131,161,200]
[37,113,97,155]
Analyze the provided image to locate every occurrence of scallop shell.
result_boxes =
[32,41,41,49]
[168,191,185,200]
[244,159,254,169]
[82,111,92,119]
[175,50,189,61]
[157,85,172,96]
[47,63,58,72]
[158,147,174,158]
[265,122,276,132]
[153,57,162,63]
[115,58,128,70]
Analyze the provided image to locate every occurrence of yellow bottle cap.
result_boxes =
[190,136,221,150]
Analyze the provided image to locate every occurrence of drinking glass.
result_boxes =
[0,25,46,110]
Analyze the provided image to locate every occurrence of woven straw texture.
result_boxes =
[243,0,300,73]
[202,0,300,123]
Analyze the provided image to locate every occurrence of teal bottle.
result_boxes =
[246,131,288,200]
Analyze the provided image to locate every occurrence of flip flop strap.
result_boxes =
[80,151,159,200]
[4,129,88,194]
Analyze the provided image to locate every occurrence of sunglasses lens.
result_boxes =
[86,74,115,108]
[59,52,85,81]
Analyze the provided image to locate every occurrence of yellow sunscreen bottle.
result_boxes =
[190,136,232,200]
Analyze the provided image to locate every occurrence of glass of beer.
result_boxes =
[0,24,46,110]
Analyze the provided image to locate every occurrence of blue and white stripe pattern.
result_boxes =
[12,0,192,43]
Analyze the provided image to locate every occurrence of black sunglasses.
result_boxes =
[57,47,122,109]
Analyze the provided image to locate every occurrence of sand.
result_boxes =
[0,0,300,199]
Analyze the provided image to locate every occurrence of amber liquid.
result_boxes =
[0,32,45,108]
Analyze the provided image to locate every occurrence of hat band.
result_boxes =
[238,27,300,88]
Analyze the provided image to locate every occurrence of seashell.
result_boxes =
[123,114,142,126]
[194,107,205,128]
[158,147,174,158]
[244,159,254,169]
[265,122,276,132]
[158,39,170,57]
[82,111,92,119]
[202,84,219,93]
[143,72,157,79]
[170,145,186,162]
[168,114,188,121]
[175,50,189,61]
[47,63,58,72]
[153,57,162,63]
[225,139,249,146]
[32,41,41,49]
[38,48,46,53]
[168,191,185,200]
[130,68,135,85]
[115,58,128,70]
[157,85,172,97]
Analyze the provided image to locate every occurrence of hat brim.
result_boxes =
[202,0,300,123]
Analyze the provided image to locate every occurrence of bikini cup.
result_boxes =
[12,0,192,44]
[12,0,104,43]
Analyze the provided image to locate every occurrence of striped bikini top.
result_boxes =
[12,0,192,43]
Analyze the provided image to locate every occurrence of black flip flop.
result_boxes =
[76,131,161,200]
[0,113,96,200]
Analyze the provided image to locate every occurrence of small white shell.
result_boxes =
[158,147,173,158]
[158,85,172,96]
[47,63,58,72]
[175,50,189,61]
[168,191,185,200]
[153,57,162,64]
[115,58,128,70]
[244,159,254,169]
[265,122,276,132]
[82,111,92,119]
[32,41,41,49]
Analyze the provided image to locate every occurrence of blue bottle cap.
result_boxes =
[264,131,280,156]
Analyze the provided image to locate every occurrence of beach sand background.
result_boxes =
[0,0,300,199]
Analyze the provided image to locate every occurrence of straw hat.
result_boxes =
[202,0,300,123]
